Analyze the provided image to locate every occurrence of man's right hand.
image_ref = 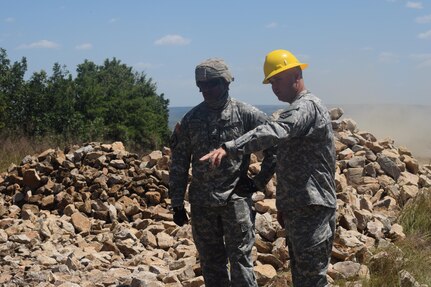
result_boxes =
[173,206,189,226]
[199,147,227,167]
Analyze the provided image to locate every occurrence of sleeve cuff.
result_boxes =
[222,140,238,155]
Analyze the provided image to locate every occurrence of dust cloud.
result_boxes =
[338,104,431,164]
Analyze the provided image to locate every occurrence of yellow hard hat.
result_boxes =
[262,49,308,84]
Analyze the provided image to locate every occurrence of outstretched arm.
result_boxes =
[199,147,227,167]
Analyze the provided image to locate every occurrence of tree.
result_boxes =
[0,48,27,131]
[22,70,49,135]
[46,63,78,136]
[0,48,170,150]
[74,58,170,149]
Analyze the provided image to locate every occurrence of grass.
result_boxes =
[357,188,431,287]
[0,134,149,172]
[396,189,431,285]
[0,134,84,172]
[399,189,431,237]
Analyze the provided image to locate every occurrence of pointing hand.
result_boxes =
[199,147,227,167]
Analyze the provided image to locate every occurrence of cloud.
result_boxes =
[154,34,190,46]
[406,1,423,9]
[410,53,431,68]
[109,18,119,23]
[4,17,15,23]
[378,52,399,63]
[415,14,431,23]
[17,40,60,49]
[265,22,278,28]
[75,43,93,50]
[418,29,431,39]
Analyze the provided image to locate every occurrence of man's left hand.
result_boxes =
[235,176,258,194]
[199,147,227,167]
[173,206,188,226]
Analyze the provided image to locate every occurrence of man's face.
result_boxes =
[268,69,298,103]
[196,78,227,102]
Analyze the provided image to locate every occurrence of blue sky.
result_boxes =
[1,0,431,107]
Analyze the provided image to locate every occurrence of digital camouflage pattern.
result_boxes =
[169,98,276,208]
[169,96,276,287]
[281,205,336,287]
[223,89,337,287]
[191,195,256,287]
[195,58,234,83]
[223,90,337,211]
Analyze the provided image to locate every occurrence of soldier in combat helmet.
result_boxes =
[169,58,276,287]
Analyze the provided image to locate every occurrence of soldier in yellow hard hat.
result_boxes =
[262,49,308,84]
[201,49,337,287]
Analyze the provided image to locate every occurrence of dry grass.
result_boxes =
[0,136,39,171]
[0,134,147,172]
[356,189,431,286]
[0,134,79,172]
[396,189,431,285]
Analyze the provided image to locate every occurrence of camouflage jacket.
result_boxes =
[223,90,337,211]
[169,97,276,207]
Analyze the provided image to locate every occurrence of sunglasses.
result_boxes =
[196,78,222,90]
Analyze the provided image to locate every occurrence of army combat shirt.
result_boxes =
[169,97,276,207]
[223,90,337,211]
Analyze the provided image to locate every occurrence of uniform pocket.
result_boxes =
[220,121,243,141]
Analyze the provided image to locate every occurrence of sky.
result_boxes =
[1,0,431,158]
[1,0,431,108]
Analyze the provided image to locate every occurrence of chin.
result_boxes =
[276,95,286,102]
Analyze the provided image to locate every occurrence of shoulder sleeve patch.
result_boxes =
[279,107,299,119]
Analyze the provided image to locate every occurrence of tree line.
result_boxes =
[0,48,170,151]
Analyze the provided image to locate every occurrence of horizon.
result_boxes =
[169,104,431,161]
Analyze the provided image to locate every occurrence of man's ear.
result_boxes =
[293,74,301,91]
[294,66,303,81]
[294,70,302,81]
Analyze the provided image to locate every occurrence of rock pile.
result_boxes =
[0,108,430,287]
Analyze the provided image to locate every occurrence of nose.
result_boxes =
[199,86,211,93]
[197,79,221,91]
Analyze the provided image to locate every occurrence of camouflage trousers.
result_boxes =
[191,194,258,287]
[281,205,336,287]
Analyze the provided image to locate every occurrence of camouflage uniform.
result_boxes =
[169,59,276,287]
[223,90,337,287]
